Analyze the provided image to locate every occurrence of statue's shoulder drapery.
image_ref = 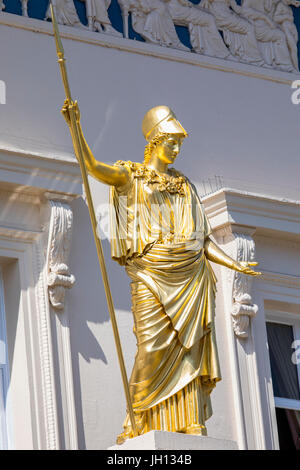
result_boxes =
[109,159,212,267]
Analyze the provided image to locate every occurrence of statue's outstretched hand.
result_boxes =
[234,261,261,276]
[61,99,81,127]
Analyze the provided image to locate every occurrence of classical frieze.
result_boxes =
[1,0,299,72]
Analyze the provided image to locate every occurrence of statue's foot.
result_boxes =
[103,24,123,38]
[93,21,103,32]
[116,433,126,445]
[116,431,129,445]
[174,42,190,52]
[116,428,135,445]
[75,21,89,31]
[277,63,294,73]
[226,53,240,62]
[262,63,273,69]
[184,424,207,436]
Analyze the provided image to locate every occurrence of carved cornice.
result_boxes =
[260,270,300,290]
[255,234,300,251]
[0,188,41,205]
[0,226,42,242]
[0,148,82,196]
[202,188,300,241]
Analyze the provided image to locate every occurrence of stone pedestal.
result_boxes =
[108,431,238,450]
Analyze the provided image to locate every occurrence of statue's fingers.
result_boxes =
[73,100,80,117]
[248,262,258,266]
[245,269,254,275]
[249,270,261,276]
[242,267,261,276]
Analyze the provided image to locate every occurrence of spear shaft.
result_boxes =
[50,3,137,437]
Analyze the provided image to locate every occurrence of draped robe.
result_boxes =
[110,161,221,438]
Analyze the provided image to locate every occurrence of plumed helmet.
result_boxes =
[142,105,188,142]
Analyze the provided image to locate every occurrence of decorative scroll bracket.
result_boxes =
[231,229,258,339]
[45,193,75,310]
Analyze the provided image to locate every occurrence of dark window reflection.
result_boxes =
[266,323,300,400]
[276,408,300,450]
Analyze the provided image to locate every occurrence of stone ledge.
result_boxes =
[108,431,238,450]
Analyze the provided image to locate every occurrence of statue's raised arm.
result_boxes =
[61,99,130,188]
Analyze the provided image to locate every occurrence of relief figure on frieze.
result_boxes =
[83,0,122,36]
[118,0,190,51]
[241,0,295,71]
[272,0,300,70]
[166,0,231,59]
[200,0,265,65]
[45,0,84,27]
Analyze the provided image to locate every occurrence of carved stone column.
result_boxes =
[231,230,258,338]
[212,224,262,449]
[44,192,78,449]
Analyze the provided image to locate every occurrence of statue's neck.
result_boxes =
[147,154,169,175]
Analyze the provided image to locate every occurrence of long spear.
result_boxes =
[49,3,137,437]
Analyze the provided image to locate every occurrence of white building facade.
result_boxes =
[0,0,299,450]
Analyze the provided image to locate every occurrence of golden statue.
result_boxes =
[61,101,260,443]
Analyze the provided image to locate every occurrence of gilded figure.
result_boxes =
[61,102,260,443]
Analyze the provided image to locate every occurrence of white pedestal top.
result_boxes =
[108,431,238,450]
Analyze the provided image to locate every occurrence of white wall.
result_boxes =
[0,17,299,196]
[1,13,300,449]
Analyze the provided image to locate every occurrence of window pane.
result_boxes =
[0,368,8,450]
[267,322,300,400]
[275,408,300,450]
[0,271,9,450]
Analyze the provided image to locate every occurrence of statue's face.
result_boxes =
[155,135,184,165]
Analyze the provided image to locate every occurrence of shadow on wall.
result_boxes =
[68,195,132,362]
[66,195,133,449]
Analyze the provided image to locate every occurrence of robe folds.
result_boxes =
[109,161,221,435]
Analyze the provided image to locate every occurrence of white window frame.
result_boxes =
[0,268,12,450]
[266,311,300,415]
